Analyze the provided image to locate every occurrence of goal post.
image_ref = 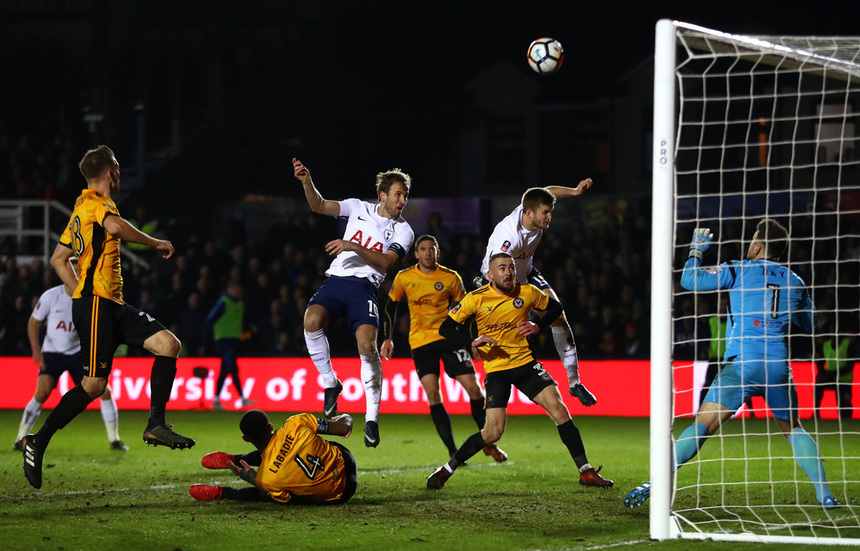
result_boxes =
[650,19,860,544]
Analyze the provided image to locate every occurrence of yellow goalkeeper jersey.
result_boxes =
[255,413,348,504]
[387,263,466,350]
[448,283,549,373]
[59,189,124,304]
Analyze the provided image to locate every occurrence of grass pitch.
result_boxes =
[1,410,855,550]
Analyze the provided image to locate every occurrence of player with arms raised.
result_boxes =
[293,158,414,448]
[624,219,837,510]
[426,252,613,490]
[380,234,507,463]
[480,182,596,407]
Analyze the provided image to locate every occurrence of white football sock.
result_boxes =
[552,325,580,385]
[360,351,382,423]
[100,396,121,442]
[304,329,337,387]
[16,398,43,440]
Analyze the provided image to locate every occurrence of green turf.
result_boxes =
[1,410,856,550]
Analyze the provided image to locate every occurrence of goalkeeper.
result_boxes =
[189,410,357,505]
[624,219,837,510]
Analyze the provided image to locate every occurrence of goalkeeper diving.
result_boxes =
[624,219,837,510]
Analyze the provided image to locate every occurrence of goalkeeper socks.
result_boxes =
[557,420,588,468]
[470,398,486,429]
[551,326,580,384]
[448,431,486,470]
[360,352,382,423]
[100,397,120,443]
[149,356,177,423]
[304,329,337,387]
[674,422,710,469]
[788,428,832,503]
[429,403,457,455]
[37,385,95,446]
[16,398,43,440]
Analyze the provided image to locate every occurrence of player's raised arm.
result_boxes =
[293,158,340,217]
[679,227,731,292]
[545,178,593,198]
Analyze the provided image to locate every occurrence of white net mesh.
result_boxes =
[669,22,860,542]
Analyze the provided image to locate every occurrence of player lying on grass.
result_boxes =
[190,410,357,504]
[426,252,613,490]
[624,220,837,510]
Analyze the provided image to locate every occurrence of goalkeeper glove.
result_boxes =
[689,228,713,260]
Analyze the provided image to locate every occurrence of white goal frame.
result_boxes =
[650,19,860,545]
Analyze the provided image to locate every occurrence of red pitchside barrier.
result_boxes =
[0,357,853,418]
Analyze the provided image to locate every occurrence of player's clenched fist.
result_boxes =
[293,158,310,185]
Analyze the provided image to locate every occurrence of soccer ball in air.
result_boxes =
[527,37,564,75]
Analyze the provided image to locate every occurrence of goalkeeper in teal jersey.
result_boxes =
[624,219,837,510]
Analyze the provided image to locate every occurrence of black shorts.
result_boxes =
[526,267,552,291]
[72,296,166,378]
[484,360,556,409]
[331,441,357,504]
[412,340,475,379]
[39,352,85,385]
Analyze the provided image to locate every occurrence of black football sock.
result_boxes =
[223,487,270,502]
[36,385,96,447]
[557,419,588,468]
[236,450,263,467]
[429,403,457,455]
[149,356,177,423]
[449,431,486,470]
[470,398,486,429]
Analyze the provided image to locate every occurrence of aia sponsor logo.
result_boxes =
[348,230,384,252]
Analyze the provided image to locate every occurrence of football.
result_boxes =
[527,37,564,75]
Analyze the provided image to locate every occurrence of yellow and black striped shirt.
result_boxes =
[59,189,124,304]
[448,283,549,373]
[387,264,466,350]
[256,414,349,504]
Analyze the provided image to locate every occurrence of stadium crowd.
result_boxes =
[0,198,660,362]
[0,59,856,365]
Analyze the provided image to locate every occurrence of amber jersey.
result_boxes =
[59,189,124,304]
[448,283,549,373]
[387,264,466,349]
[255,413,348,504]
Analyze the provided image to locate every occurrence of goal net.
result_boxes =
[651,20,860,544]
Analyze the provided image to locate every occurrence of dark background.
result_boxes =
[1,0,858,361]
[2,0,858,209]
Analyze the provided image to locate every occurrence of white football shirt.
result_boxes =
[480,204,542,285]
[31,285,81,355]
[325,198,414,288]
